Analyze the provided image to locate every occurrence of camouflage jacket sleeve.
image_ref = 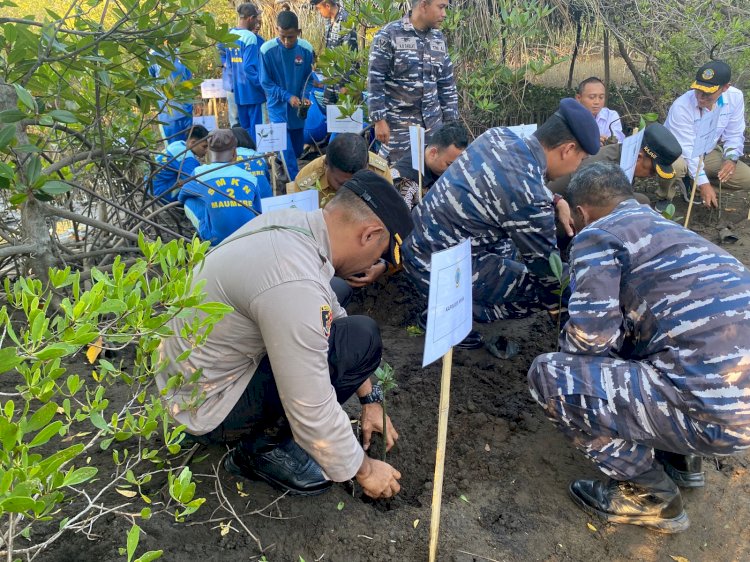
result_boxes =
[437,48,459,121]
[367,30,393,123]
[560,226,626,356]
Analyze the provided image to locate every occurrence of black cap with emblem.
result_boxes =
[691,61,731,94]
[641,123,682,180]
[340,170,414,266]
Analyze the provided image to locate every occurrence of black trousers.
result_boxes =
[330,276,353,308]
[198,315,381,444]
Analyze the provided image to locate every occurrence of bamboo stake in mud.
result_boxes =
[428,347,454,562]
[684,154,704,229]
[418,131,424,204]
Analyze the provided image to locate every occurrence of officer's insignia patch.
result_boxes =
[395,37,417,50]
[295,55,303,65]
[702,68,715,80]
[430,40,446,53]
[320,305,333,337]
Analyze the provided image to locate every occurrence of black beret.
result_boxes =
[341,170,414,266]
[692,61,731,94]
[641,123,682,180]
[555,98,600,156]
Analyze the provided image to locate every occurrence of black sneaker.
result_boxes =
[568,466,689,533]
[225,437,332,496]
[655,450,705,488]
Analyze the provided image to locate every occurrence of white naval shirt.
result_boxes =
[664,86,746,185]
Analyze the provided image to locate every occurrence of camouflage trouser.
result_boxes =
[404,248,545,323]
[378,122,413,165]
[528,352,750,480]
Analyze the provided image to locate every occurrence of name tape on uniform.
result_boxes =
[326,105,364,134]
[256,123,288,153]
[506,124,538,139]
[261,189,319,213]
[691,108,721,159]
[200,79,226,99]
[619,129,645,183]
[409,125,425,175]
[422,238,473,367]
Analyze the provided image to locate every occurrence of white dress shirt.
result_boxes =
[664,86,746,185]
[595,107,625,142]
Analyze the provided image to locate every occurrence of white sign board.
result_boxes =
[256,123,288,153]
[200,79,226,99]
[409,125,425,175]
[261,189,319,213]
[326,105,364,134]
[507,123,538,139]
[422,238,473,367]
[691,108,721,158]
[619,129,645,183]
[192,115,217,132]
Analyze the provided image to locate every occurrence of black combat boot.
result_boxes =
[568,465,690,533]
[655,450,705,488]
[225,436,332,496]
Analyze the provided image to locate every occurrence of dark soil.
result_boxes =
[42,186,750,562]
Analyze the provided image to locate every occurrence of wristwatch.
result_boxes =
[359,384,384,405]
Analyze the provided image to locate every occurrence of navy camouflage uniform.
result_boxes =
[367,14,459,163]
[529,199,750,480]
[324,6,357,50]
[402,127,563,323]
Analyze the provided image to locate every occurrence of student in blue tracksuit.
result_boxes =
[232,126,273,199]
[179,129,262,245]
[260,10,315,181]
[227,3,265,143]
[148,51,194,142]
[151,125,209,202]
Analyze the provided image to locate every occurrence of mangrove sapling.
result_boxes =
[373,362,397,462]
[548,252,570,346]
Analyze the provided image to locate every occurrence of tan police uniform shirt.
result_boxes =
[156,209,364,482]
[286,153,392,207]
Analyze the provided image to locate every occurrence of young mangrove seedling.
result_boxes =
[374,362,398,462]
[548,252,570,345]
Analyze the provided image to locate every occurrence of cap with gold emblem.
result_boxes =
[340,170,414,265]
[641,123,682,180]
[691,61,731,94]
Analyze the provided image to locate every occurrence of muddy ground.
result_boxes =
[44,187,750,562]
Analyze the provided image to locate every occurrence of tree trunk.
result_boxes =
[603,29,611,99]
[566,16,582,90]
[615,36,654,102]
[0,79,56,286]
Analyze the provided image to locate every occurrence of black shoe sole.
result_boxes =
[224,453,333,497]
[663,463,706,489]
[568,483,690,533]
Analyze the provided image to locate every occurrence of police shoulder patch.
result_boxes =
[320,304,333,338]
[368,152,389,172]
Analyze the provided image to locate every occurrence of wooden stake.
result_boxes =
[418,131,424,204]
[428,347,454,562]
[684,154,704,228]
[270,153,278,196]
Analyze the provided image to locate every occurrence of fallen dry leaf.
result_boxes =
[115,488,137,498]
[484,443,490,452]
[413,519,420,529]
[669,556,689,562]
[586,522,597,532]
[220,521,231,537]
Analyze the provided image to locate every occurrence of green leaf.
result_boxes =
[0,125,16,151]
[26,401,57,432]
[40,180,72,195]
[548,252,563,281]
[336,501,345,511]
[127,524,141,562]
[0,109,26,123]
[63,466,97,487]
[47,110,78,124]
[13,83,37,113]
[0,347,22,374]
[134,552,163,562]
[194,302,234,315]
[35,342,77,360]
[0,496,37,514]
[25,155,41,186]
[28,420,63,448]
[8,192,27,206]
[643,112,659,123]
[97,299,126,315]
